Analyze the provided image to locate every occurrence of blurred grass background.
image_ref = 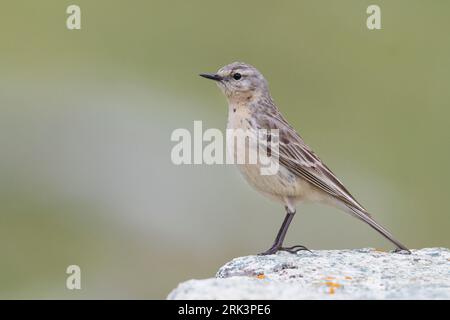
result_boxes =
[1,0,449,298]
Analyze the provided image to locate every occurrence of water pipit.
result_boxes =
[200,62,410,255]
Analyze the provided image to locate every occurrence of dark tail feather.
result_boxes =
[348,207,411,253]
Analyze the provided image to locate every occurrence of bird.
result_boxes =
[200,62,410,255]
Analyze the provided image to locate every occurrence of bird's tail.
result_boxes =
[347,206,411,253]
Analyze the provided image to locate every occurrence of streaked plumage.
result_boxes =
[200,62,410,254]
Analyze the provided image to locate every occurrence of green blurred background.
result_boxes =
[1,0,449,299]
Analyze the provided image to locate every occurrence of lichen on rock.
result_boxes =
[167,248,450,299]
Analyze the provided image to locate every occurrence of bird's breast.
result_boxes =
[225,104,321,204]
[226,104,252,130]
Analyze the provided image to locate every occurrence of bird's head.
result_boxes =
[200,62,269,102]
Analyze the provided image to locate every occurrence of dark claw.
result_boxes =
[258,246,279,256]
[258,245,311,255]
[392,247,412,255]
[279,245,312,254]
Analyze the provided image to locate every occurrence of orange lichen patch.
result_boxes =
[325,281,341,288]
[256,274,266,279]
[325,281,341,294]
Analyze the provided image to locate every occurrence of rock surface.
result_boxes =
[167,248,450,299]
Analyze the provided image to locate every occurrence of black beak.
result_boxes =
[199,73,223,81]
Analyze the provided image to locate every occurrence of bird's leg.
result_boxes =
[258,207,310,255]
[258,211,293,255]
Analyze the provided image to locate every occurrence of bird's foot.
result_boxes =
[257,245,279,256]
[279,245,312,254]
[392,247,412,255]
[258,244,311,255]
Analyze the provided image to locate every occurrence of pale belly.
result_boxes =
[227,109,323,206]
[236,163,308,200]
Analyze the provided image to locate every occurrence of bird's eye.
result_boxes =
[233,73,242,80]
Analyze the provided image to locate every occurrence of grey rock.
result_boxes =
[167,248,450,299]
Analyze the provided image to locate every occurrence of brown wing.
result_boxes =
[252,108,410,252]
[255,111,367,213]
